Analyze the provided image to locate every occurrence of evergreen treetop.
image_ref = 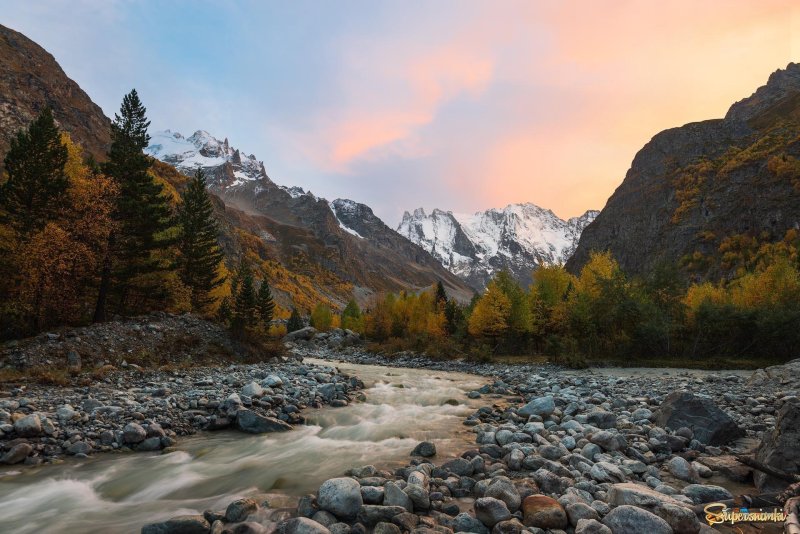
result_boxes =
[0,106,69,238]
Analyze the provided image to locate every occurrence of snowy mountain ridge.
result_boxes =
[397,203,598,289]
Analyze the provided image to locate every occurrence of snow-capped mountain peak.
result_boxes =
[398,202,598,289]
[145,129,267,188]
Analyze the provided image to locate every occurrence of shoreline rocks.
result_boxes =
[0,359,364,465]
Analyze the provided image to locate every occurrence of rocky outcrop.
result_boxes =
[754,399,800,491]
[568,63,800,279]
[0,24,110,171]
[654,391,745,445]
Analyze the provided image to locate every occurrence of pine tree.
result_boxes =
[176,168,225,311]
[0,107,68,238]
[95,89,173,320]
[233,264,257,332]
[257,279,276,327]
[286,307,304,333]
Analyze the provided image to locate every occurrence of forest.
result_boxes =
[2,93,799,369]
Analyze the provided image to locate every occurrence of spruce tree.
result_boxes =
[232,264,257,332]
[257,279,276,327]
[95,89,173,319]
[0,107,68,238]
[176,168,225,311]
[435,280,448,308]
[286,307,304,333]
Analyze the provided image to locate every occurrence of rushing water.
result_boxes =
[0,359,488,534]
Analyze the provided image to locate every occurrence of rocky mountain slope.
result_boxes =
[147,129,474,303]
[568,63,800,279]
[398,204,598,289]
[0,24,110,171]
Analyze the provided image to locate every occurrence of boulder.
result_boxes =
[410,441,436,457]
[754,398,800,491]
[484,477,521,512]
[318,478,363,520]
[141,515,211,534]
[242,382,265,398]
[587,410,618,429]
[225,498,259,522]
[666,456,700,483]
[654,391,744,445]
[575,518,612,534]
[474,497,511,528]
[123,422,147,444]
[602,505,673,534]
[607,483,699,533]
[356,505,406,526]
[681,484,733,505]
[284,327,318,342]
[235,409,292,434]
[1,442,32,464]
[518,397,555,418]
[383,481,413,512]
[13,414,41,437]
[452,512,489,534]
[521,495,568,529]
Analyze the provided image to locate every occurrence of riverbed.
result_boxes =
[0,360,487,534]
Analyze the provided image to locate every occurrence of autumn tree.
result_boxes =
[310,303,333,331]
[341,299,363,332]
[468,281,511,338]
[0,107,68,238]
[176,168,225,312]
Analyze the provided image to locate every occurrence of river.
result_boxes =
[0,359,488,534]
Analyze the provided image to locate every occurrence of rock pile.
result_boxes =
[0,360,363,465]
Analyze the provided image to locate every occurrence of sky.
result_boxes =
[2,1,799,225]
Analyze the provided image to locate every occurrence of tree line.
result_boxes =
[0,91,276,340]
[340,249,800,367]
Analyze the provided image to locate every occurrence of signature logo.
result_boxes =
[704,503,787,526]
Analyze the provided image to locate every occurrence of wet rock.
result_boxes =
[235,409,292,433]
[373,522,401,534]
[411,441,436,457]
[602,505,673,534]
[311,511,337,527]
[141,514,211,534]
[475,497,512,528]
[403,483,430,511]
[66,441,92,455]
[137,437,163,451]
[318,478,363,520]
[442,457,473,476]
[753,398,800,491]
[361,486,384,505]
[654,391,744,445]
[226,498,259,522]
[1,442,32,464]
[521,495,568,529]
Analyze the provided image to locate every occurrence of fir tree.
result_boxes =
[233,264,257,331]
[0,107,68,238]
[176,168,225,311]
[95,89,173,320]
[257,279,276,327]
[286,307,304,333]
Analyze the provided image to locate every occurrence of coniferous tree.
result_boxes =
[286,307,304,333]
[435,280,448,308]
[95,89,173,320]
[233,264,257,332]
[0,107,68,238]
[176,168,225,311]
[257,279,276,327]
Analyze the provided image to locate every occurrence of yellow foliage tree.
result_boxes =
[468,281,511,338]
